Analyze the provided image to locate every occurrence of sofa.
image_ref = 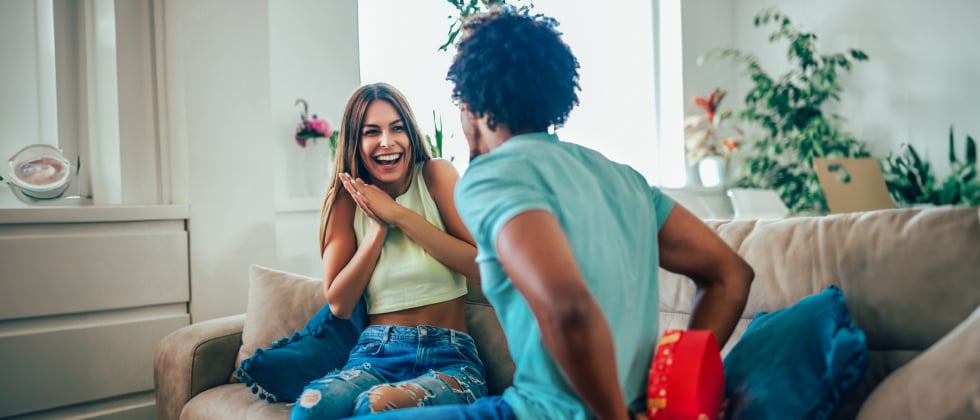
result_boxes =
[155,205,980,419]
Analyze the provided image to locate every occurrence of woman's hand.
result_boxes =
[339,173,403,226]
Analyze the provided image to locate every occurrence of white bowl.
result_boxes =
[6,144,72,200]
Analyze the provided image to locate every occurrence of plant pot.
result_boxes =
[697,155,727,188]
[303,137,335,198]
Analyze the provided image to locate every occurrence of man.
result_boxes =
[352,7,753,420]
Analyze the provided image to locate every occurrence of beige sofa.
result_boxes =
[155,205,980,419]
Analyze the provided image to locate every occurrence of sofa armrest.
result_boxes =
[154,314,246,420]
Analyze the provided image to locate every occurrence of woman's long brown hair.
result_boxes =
[318,83,432,256]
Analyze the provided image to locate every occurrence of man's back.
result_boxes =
[456,132,675,419]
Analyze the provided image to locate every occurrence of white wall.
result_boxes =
[680,0,736,118]
[161,0,360,319]
[269,0,360,278]
[162,0,278,321]
[670,0,740,186]
[721,0,980,178]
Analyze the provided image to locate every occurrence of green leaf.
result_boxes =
[949,126,957,164]
[848,49,869,61]
[967,135,977,165]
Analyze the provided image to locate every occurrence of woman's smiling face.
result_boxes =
[359,99,412,193]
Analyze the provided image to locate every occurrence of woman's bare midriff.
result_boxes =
[369,296,469,333]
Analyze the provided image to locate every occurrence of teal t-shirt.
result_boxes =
[455,132,676,419]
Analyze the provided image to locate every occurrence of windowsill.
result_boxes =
[0,203,189,224]
[659,185,735,219]
[660,185,728,194]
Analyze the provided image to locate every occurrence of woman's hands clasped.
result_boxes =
[339,173,404,227]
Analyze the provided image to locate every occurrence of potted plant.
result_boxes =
[707,9,871,213]
[439,0,536,51]
[884,127,980,206]
[685,89,743,187]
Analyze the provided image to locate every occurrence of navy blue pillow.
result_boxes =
[236,298,368,402]
[723,285,869,420]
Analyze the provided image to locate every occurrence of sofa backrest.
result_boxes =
[657,205,980,417]
[659,205,980,353]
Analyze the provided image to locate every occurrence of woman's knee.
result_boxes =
[352,382,433,414]
[351,369,485,415]
[290,367,382,419]
[439,365,488,399]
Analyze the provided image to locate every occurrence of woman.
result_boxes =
[291,83,486,419]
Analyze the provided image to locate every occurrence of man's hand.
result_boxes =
[657,205,753,348]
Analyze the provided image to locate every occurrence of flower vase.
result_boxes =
[697,155,728,188]
[303,137,335,198]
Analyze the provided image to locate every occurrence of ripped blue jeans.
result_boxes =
[290,325,487,419]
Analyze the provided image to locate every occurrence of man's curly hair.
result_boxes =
[447,7,580,133]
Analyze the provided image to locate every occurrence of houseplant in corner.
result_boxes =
[884,127,980,206]
[707,9,872,213]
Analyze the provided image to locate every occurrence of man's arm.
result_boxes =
[496,210,630,420]
[657,204,754,347]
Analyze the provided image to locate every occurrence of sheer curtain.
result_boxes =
[357,0,685,186]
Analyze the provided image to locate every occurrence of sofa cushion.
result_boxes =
[465,301,515,395]
[234,265,367,402]
[856,304,980,420]
[236,293,366,402]
[235,266,328,374]
[723,286,869,420]
[181,384,291,420]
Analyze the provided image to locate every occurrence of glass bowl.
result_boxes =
[6,144,72,200]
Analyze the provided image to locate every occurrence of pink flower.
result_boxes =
[293,99,336,148]
[307,117,332,138]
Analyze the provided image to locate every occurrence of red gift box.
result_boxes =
[647,329,725,420]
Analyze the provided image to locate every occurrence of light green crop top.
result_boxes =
[353,162,467,315]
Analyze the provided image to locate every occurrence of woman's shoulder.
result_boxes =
[420,158,460,189]
[421,158,457,175]
[329,189,356,221]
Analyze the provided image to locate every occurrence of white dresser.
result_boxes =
[0,205,190,419]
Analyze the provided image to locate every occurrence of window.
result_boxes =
[0,0,163,208]
[356,0,686,186]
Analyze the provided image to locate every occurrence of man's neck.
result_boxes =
[484,126,542,152]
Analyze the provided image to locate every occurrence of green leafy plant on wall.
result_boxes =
[439,0,535,51]
[708,9,872,213]
[884,127,980,206]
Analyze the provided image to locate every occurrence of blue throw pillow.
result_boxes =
[236,298,368,402]
[723,285,869,420]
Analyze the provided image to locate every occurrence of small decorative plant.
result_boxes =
[884,127,980,206]
[439,0,535,51]
[708,9,872,213]
[294,99,338,150]
[425,111,455,162]
[684,89,743,165]
[425,111,446,159]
